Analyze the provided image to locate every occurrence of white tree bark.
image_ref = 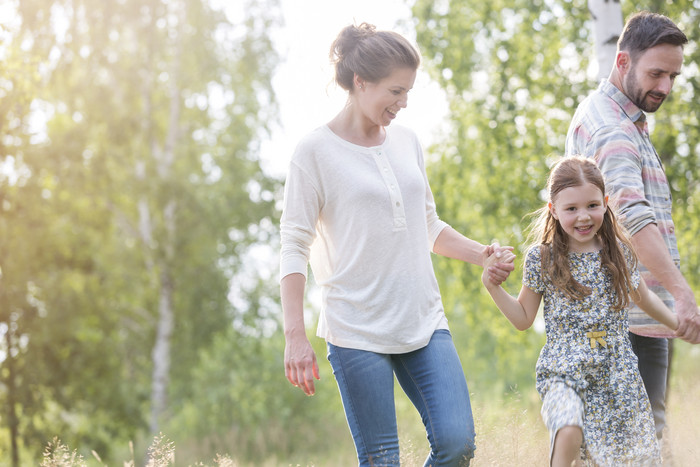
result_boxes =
[588,0,624,81]
[150,269,174,434]
[147,0,183,436]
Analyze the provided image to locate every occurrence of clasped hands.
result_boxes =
[482,242,517,287]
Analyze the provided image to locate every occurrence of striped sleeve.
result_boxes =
[589,126,656,236]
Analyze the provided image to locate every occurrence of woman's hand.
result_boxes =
[284,332,320,396]
[281,273,320,395]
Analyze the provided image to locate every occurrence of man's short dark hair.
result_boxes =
[618,11,688,60]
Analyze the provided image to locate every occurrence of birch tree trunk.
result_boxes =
[588,0,624,80]
[140,0,182,435]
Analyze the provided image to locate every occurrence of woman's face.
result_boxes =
[356,67,416,127]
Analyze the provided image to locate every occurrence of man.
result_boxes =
[565,10,700,441]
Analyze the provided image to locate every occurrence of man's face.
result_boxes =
[623,43,684,113]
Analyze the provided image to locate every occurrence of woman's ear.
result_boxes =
[604,195,609,208]
[548,202,558,219]
[353,73,365,91]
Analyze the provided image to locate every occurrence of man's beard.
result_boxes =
[624,66,667,113]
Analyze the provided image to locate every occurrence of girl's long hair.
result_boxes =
[526,156,638,310]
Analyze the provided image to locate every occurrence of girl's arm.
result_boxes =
[481,253,542,331]
[632,279,679,332]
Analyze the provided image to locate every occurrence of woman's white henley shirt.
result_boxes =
[280,124,450,353]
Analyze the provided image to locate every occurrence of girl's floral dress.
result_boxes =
[523,245,661,466]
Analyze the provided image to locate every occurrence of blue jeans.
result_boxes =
[628,332,669,439]
[327,329,475,466]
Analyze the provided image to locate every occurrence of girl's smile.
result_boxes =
[575,225,594,235]
[549,182,608,252]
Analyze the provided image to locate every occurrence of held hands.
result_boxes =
[674,292,700,344]
[284,333,320,396]
[482,242,516,288]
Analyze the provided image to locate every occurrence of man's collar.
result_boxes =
[598,79,646,124]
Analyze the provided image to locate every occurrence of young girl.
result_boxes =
[482,156,682,466]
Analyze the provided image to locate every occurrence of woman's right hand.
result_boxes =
[284,332,320,396]
[281,273,320,395]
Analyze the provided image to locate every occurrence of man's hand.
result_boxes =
[674,291,700,344]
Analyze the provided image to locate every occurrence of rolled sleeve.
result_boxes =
[589,126,657,235]
[280,227,313,280]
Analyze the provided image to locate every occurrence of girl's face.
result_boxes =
[356,67,416,127]
[549,182,607,253]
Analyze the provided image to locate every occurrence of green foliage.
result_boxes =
[412,0,700,397]
[1,0,282,463]
[163,324,350,464]
[412,0,591,394]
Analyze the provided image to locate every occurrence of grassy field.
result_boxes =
[42,341,699,466]
[395,340,700,466]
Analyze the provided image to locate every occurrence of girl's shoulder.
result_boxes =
[618,240,637,268]
[523,244,550,276]
[611,239,635,262]
[617,239,632,254]
[522,244,549,293]
[524,243,547,262]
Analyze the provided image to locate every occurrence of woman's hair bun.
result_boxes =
[332,23,375,61]
[329,22,420,92]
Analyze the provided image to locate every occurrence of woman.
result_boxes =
[280,22,513,466]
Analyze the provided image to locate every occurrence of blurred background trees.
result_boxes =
[1,0,699,464]
[1,0,303,463]
[411,0,700,397]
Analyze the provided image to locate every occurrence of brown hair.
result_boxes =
[329,22,421,92]
[527,156,638,310]
[618,11,687,61]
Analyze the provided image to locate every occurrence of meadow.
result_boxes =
[42,341,699,467]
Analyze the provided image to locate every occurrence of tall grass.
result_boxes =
[662,340,700,465]
[395,340,700,466]
[43,340,699,466]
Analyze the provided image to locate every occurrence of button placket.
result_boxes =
[373,149,406,230]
